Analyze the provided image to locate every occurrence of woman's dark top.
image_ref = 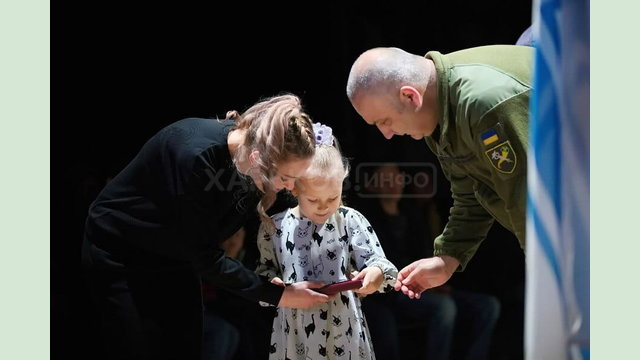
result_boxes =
[82,118,283,305]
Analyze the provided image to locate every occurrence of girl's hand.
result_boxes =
[352,267,383,296]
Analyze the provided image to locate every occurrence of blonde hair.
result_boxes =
[296,137,349,195]
[227,94,315,225]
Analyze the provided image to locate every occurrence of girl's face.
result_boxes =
[271,157,312,192]
[294,177,343,225]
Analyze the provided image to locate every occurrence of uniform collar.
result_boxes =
[425,51,451,151]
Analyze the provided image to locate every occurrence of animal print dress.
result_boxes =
[256,206,398,360]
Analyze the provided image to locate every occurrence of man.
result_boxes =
[346,45,532,298]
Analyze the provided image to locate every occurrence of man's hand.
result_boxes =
[352,267,383,296]
[277,281,334,309]
[394,256,460,299]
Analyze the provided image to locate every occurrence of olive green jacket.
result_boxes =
[424,45,533,270]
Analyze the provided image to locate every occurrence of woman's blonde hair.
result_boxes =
[227,94,315,225]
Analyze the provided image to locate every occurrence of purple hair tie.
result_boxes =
[312,123,334,146]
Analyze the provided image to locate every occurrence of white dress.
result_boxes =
[256,206,398,360]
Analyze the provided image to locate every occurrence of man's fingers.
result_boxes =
[401,271,417,287]
[400,284,411,296]
[395,271,407,290]
[399,282,425,299]
[397,264,413,281]
[394,279,403,291]
[407,288,416,299]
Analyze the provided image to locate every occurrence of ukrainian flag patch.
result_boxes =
[481,129,499,146]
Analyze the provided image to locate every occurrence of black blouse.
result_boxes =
[83,117,283,305]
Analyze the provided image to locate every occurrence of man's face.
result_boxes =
[352,94,425,140]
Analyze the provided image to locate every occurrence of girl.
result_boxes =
[82,94,333,360]
[256,123,398,360]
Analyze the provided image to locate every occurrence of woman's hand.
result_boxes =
[277,281,335,309]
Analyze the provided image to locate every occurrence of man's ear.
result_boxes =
[400,86,423,110]
[291,185,299,197]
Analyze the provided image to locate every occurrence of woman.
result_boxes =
[82,94,332,360]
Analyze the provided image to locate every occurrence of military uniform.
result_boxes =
[424,45,533,270]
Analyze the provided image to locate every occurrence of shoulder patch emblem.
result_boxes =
[481,129,499,146]
[485,141,517,174]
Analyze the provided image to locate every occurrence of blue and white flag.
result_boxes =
[526,0,590,359]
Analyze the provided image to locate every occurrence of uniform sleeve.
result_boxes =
[434,80,530,269]
[470,96,529,245]
[180,153,284,306]
[347,210,398,293]
[433,166,495,271]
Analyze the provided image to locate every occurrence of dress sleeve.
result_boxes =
[347,210,398,292]
[255,221,282,282]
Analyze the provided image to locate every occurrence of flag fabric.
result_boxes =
[526,0,590,359]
